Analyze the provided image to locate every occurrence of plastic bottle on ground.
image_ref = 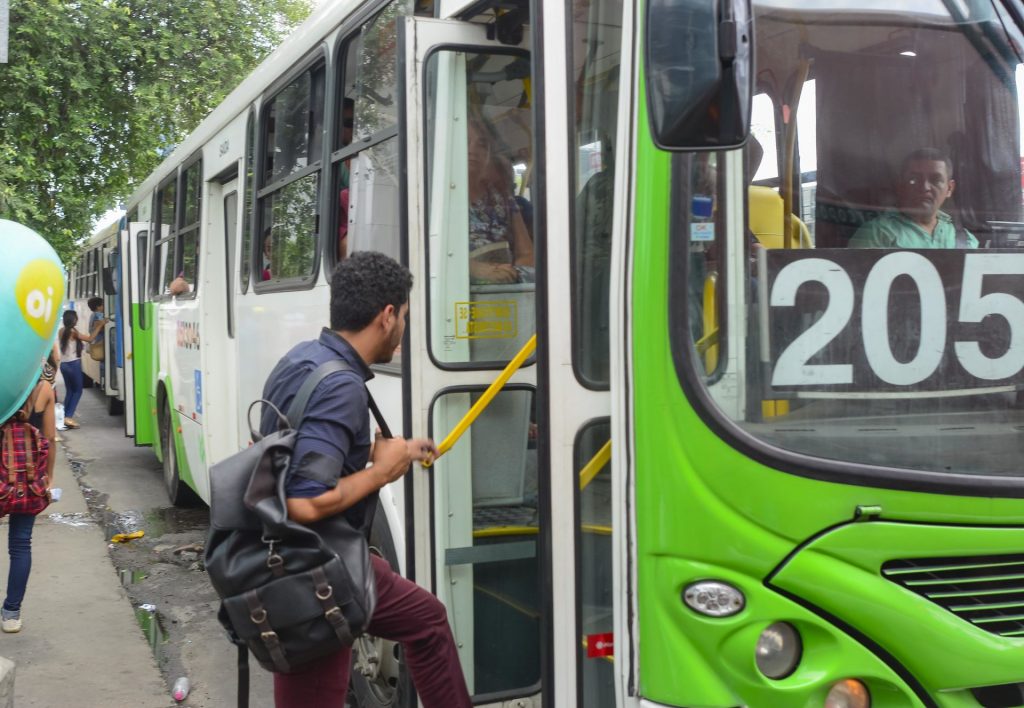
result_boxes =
[172,676,190,702]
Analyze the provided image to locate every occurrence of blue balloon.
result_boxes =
[0,220,65,423]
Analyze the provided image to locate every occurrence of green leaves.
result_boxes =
[0,0,312,265]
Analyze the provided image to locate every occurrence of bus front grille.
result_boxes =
[882,554,1024,638]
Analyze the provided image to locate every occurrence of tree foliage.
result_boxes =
[0,0,312,263]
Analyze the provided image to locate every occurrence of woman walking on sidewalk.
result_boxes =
[1,380,56,632]
[57,310,100,429]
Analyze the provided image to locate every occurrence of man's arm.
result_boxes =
[286,435,436,524]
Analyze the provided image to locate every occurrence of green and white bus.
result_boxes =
[115,0,1024,705]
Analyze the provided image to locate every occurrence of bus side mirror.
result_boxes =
[102,267,117,296]
[645,0,753,150]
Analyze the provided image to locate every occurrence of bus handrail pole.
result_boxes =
[423,334,537,467]
[579,440,612,490]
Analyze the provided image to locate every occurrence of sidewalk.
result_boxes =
[0,441,170,707]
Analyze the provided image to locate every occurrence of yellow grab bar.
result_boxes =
[579,440,611,491]
[702,272,719,371]
[423,334,537,467]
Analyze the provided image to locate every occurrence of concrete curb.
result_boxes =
[0,656,14,708]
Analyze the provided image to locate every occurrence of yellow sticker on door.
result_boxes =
[454,300,517,339]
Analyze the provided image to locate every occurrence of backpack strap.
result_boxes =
[2,426,13,482]
[284,359,393,438]
[22,426,35,483]
[285,360,353,428]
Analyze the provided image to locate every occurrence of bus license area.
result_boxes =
[761,249,1024,395]
[455,300,518,340]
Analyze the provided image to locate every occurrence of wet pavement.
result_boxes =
[58,385,276,707]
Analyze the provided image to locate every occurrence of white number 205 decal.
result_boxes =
[770,253,1024,387]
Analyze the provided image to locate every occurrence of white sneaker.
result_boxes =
[1,611,21,633]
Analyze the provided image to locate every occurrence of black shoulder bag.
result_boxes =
[205,360,391,707]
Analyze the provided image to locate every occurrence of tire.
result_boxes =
[159,401,199,507]
[348,501,415,708]
[108,396,124,416]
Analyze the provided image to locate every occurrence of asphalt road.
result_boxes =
[59,384,276,707]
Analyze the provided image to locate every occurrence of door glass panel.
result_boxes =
[576,419,613,708]
[572,0,623,388]
[430,388,540,699]
[425,49,535,366]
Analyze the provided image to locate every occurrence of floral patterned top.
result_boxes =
[469,187,519,262]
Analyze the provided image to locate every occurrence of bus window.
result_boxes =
[153,178,176,296]
[425,49,534,367]
[750,92,779,184]
[257,61,325,285]
[673,0,1024,479]
[572,0,623,389]
[177,160,202,295]
[331,1,407,267]
[241,111,254,294]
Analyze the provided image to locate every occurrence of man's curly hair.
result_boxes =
[330,251,413,331]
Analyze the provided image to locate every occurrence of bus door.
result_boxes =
[401,16,546,705]
[103,245,121,405]
[125,218,155,445]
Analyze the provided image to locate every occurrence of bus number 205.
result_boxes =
[764,251,1024,393]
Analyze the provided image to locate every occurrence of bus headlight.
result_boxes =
[825,679,871,708]
[682,580,745,617]
[754,622,801,679]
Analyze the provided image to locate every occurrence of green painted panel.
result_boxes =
[629,54,1024,707]
[772,522,1024,693]
[130,302,157,446]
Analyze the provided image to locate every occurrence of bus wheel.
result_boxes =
[349,502,414,708]
[159,402,199,507]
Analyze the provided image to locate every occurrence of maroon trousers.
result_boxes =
[273,554,472,708]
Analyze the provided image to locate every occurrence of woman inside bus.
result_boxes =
[467,115,534,285]
[57,310,102,429]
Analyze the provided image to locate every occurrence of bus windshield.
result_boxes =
[676,0,1024,478]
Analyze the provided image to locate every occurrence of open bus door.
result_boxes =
[400,15,548,705]
[103,243,124,414]
[121,220,152,443]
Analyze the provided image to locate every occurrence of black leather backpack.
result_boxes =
[205,360,384,692]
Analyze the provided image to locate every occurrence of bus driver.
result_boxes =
[849,147,978,249]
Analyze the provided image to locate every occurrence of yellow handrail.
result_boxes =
[702,272,719,371]
[579,440,611,491]
[423,334,537,467]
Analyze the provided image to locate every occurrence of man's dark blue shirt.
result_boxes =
[259,328,374,528]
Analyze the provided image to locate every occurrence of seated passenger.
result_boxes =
[849,148,977,248]
[467,116,534,284]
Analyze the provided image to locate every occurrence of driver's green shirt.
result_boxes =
[848,211,977,249]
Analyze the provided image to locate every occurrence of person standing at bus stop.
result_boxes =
[260,251,471,708]
[57,310,102,429]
